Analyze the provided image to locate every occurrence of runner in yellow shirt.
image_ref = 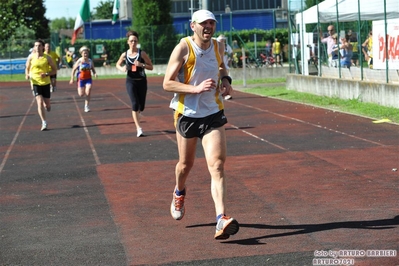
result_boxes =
[44,43,60,92]
[26,39,58,131]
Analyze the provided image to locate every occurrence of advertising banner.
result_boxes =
[0,59,26,75]
[373,19,399,70]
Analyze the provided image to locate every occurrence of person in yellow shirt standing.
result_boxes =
[44,43,60,92]
[272,37,283,66]
[26,39,58,131]
[362,31,373,69]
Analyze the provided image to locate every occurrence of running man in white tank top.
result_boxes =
[163,9,239,240]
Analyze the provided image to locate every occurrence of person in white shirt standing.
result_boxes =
[320,25,336,67]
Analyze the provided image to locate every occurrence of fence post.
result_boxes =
[242,47,246,87]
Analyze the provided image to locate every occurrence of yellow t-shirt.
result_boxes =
[66,54,73,63]
[367,38,373,58]
[273,42,281,54]
[44,51,59,71]
[30,56,51,86]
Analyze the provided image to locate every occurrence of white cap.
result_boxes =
[191,10,218,23]
[79,46,89,54]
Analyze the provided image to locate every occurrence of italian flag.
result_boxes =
[112,0,120,25]
[71,0,90,45]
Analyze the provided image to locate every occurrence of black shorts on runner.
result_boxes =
[175,110,228,139]
[32,84,51,99]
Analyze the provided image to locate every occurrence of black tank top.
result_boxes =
[125,49,146,79]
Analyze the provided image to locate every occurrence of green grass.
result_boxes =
[2,75,398,124]
[234,78,399,124]
[235,77,287,84]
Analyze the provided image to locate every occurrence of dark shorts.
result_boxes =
[50,74,57,79]
[175,110,227,139]
[32,84,51,98]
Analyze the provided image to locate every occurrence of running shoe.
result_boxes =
[224,95,232,100]
[84,105,90,113]
[137,128,143,137]
[170,190,185,220]
[214,215,239,240]
[41,121,47,131]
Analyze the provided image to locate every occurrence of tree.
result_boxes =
[0,0,50,41]
[305,0,325,9]
[92,0,114,20]
[50,18,76,31]
[132,0,178,64]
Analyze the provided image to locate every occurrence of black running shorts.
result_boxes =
[32,84,51,99]
[175,110,227,139]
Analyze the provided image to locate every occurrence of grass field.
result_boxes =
[1,75,398,124]
[234,78,399,124]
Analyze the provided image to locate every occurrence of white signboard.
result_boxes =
[373,19,399,69]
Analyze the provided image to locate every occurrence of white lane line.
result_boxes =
[229,100,386,147]
[228,123,288,151]
[108,91,177,144]
[72,96,101,166]
[0,98,35,174]
[108,92,131,108]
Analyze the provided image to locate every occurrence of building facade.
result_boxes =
[85,0,289,39]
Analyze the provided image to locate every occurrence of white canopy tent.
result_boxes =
[296,0,399,24]
[294,0,399,74]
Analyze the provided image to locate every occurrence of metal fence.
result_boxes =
[289,0,399,83]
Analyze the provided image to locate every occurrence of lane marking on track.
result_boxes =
[228,100,386,147]
[108,92,131,108]
[108,91,177,144]
[72,95,101,166]
[0,98,35,174]
[228,123,288,151]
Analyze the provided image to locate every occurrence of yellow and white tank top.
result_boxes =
[30,56,50,86]
[368,38,373,58]
[169,37,224,118]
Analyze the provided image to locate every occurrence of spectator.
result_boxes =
[101,46,111,67]
[217,34,233,100]
[339,35,353,69]
[320,25,336,67]
[362,31,373,69]
[64,48,74,68]
[347,30,359,66]
[265,40,272,56]
[272,38,283,66]
[331,34,339,67]
[232,40,239,49]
